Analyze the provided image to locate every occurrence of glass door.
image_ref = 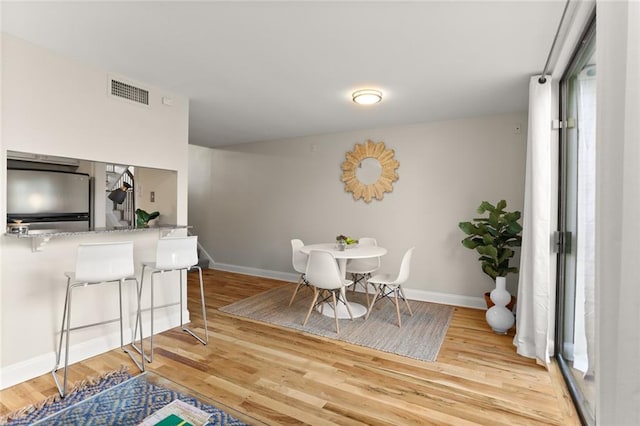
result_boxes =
[556,19,596,425]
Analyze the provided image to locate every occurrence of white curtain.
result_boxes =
[572,68,596,376]
[513,77,556,366]
[595,2,640,423]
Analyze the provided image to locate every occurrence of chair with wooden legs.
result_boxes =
[289,238,310,306]
[365,247,415,327]
[303,250,354,334]
[345,237,380,306]
[52,241,145,397]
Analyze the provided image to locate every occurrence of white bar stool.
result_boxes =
[52,241,145,397]
[133,236,208,363]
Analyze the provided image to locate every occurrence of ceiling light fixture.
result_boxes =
[352,89,382,105]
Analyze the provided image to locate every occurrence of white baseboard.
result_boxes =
[196,242,216,267]
[213,262,299,283]
[213,263,486,310]
[403,288,486,310]
[0,308,189,390]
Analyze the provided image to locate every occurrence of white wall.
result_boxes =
[135,167,178,226]
[595,2,640,423]
[189,113,527,307]
[0,34,189,388]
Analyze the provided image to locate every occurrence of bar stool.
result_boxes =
[133,236,208,363]
[52,241,144,397]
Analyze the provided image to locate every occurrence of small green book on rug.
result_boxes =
[154,413,193,426]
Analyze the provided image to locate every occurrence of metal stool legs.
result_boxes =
[133,265,208,363]
[52,277,144,398]
[181,266,209,345]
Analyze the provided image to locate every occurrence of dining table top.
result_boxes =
[300,243,387,259]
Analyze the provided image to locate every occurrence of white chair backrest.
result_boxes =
[394,247,415,285]
[75,241,134,283]
[358,237,377,246]
[347,237,380,272]
[155,236,198,270]
[306,250,344,290]
[291,238,308,274]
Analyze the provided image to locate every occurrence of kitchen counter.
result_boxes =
[4,224,190,251]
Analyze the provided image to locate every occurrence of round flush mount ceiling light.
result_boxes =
[352,89,382,105]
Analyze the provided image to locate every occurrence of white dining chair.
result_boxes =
[52,241,145,397]
[303,250,354,334]
[345,237,380,306]
[289,238,310,306]
[365,247,415,327]
[133,236,208,363]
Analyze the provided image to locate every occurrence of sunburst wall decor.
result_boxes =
[340,139,399,203]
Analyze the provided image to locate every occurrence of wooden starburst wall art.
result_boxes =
[340,140,399,203]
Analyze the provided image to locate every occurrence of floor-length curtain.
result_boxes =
[513,76,555,366]
[572,68,596,376]
[596,2,640,423]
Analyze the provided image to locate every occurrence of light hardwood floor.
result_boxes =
[0,270,579,425]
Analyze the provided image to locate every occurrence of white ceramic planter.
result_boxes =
[485,276,515,334]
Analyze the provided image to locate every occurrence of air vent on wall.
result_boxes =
[110,78,149,105]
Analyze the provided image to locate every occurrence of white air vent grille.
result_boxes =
[110,79,149,105]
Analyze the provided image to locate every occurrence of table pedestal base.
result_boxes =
[318,301,367,319]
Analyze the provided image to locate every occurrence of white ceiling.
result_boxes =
[1,1,566,148]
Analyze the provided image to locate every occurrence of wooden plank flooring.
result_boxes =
[0,269,579,425]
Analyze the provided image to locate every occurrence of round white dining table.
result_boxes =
[300,243,387,319]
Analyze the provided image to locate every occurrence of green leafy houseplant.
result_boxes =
[136,208,159,228]
[458,200,523,280]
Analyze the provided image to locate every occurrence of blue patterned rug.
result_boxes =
[1,369,247,425]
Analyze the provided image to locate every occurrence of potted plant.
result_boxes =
[458,200,522,333]
[135,208,159,228]
[336,234,358,251]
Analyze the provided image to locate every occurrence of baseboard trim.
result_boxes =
[402,288,485,310]
[213,262,299,283]
[196,242,216,268]
[0,309,189,390]
[213,263,486,310]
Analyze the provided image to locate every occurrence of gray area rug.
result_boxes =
[219,285,454,362]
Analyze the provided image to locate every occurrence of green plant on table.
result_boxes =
[336,235,358,245]
[458,200,522,280]
[136,208,160,228]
